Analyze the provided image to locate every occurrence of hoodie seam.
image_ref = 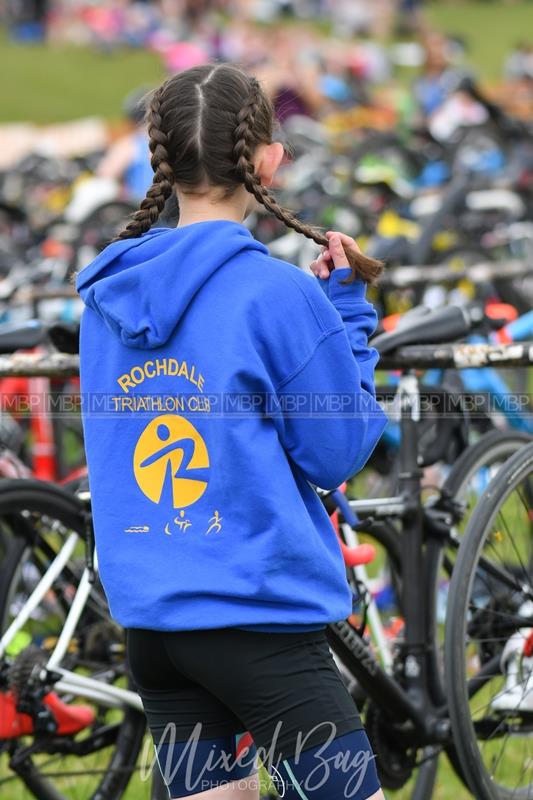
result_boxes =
[276,326,344,390]
[330,301,373,311]
[98,298,144,341]
[284,270,334,333]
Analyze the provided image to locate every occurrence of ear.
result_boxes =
[254,142,284,187]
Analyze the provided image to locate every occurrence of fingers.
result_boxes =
[310,249,332,278]
[326,230,361,255]
[311,232,361,278]
[326,232,350,269]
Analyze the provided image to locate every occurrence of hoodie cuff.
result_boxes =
[318,269,367,303]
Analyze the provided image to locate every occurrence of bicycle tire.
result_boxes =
[0,479,147,800]
[444,441,533,799]
[433,427,533,691]
[334,432,531,788]
[429,427,533,663]
[442,429,532,495]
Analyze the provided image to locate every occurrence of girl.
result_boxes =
[76,63,387,800]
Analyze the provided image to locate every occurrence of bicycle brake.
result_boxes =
[423,500,464,543]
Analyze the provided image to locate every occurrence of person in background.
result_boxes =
[7,0,48,41]
[97,88,153,202]
[413,31,458,117]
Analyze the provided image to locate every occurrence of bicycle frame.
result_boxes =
[0,371,451,740]
[0,510,404,721]
[338,515,394,674]
[327,371,452,745]
[0,531,143,713]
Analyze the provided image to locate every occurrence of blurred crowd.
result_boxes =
[3,1,532,116]
[2,0,531,191]
[3,1,425,47]
[0,0,532,320]
[3,0,427,88]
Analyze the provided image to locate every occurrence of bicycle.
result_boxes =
[0,319,86,483]
[0,319,532,799]
[324,311,533,794]
[445,440,533,798]
[0,480,159,800]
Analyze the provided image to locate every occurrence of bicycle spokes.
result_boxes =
[462,473,533,792]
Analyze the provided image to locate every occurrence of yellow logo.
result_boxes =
[133,414,209,509]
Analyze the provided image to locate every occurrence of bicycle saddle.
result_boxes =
[0,320,48,354]
[368,235,410,263]
[372,304,472,355]
[48,323,80,355]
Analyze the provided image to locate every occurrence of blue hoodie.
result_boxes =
[77,221,386,632]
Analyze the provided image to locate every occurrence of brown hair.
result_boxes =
[116,63,382,283]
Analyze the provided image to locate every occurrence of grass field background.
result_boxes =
[0,746,470,800]
[0,0,531,123]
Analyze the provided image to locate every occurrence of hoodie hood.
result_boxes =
[76,220,268,349]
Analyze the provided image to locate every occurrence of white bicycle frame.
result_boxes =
[340,521,394,674]
[0,529,143,713]
[0,495,397,712]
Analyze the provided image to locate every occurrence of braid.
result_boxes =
[115,88,174,241]
[233,81,382,284]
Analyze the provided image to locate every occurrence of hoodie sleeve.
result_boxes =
[273,269,387,490]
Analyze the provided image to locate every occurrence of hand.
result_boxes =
[309,231,361,278]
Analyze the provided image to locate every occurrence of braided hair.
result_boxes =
[115,64,382,283]
[117,87,175,241]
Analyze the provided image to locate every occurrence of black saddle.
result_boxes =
[0,320,49,354]
[372,305,472,355]
[48,323,80,355]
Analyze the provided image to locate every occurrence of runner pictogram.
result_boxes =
[133,414,209,508]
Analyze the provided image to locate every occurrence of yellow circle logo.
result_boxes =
[133,414,209,509]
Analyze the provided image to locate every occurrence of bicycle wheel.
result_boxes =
[442,429,533,504]
[395,428,531,702]
[370,430,533,792]
[445,441,533,799]
[0,479,147,800]
[435,428,533,598]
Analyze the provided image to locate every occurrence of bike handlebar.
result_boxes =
[0,341,531,377]
[378,340,533,370]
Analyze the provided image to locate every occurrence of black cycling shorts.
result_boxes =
[126,626,363,762]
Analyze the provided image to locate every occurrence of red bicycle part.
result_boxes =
[523,630,533,658]
[0,690,95,739]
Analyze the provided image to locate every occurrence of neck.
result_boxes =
[176,188,249,228]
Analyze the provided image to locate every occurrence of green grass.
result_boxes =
[426,0,532,80]
[0,36,164,123]
[0,1,531,122]
[0,750,471,800]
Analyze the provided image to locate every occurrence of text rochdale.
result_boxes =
[117,359,205,394]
